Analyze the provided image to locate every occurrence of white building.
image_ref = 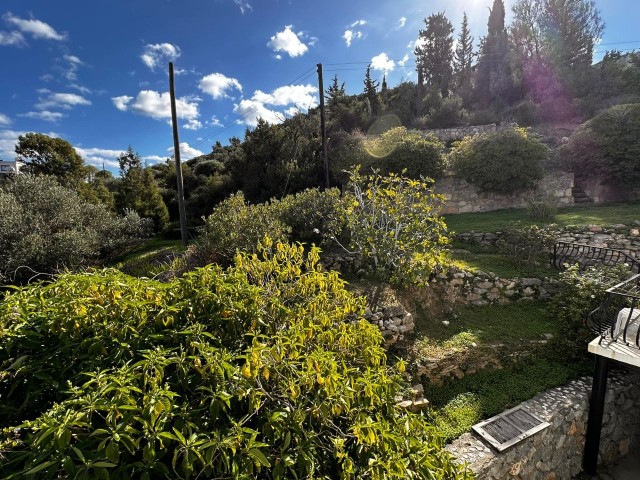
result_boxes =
[0,160,24,175]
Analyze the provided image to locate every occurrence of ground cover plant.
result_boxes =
[0,240,471,480]
[444,202,640,233]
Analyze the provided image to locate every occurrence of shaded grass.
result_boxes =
[107,238,185,278]
[444,202,640,233]
[448,241,558,279]
[412,301,558,360]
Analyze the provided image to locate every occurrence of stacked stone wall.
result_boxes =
[435,172,575,215]
[422,123,505,142]
[446,372,640,479]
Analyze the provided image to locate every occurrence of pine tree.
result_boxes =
[474,0,516,107]
[116,147,169,231]
[381,75,388,94]
[415,12,454,96]
[326,74,346,108]
[454,12,474,94]
[363,65,380,115]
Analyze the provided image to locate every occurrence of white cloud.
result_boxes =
[399,17,407,28]
[371,52,395,74]
[398,54,410,67]
[141,43,181,70]
[111,90,200,122]
[19,110,65,122]
[198,73,242,99]
[75,147,126,169]
[3,12,66,41]
[343,20,365,47]
[209,116,223,127]
[70,84,92,95]
[233,0,253,14]
[0,30,25,46]
[275,54,282,60]
[61,54,83,81]
[36,91,91,110]
[143,155,166,164]
[168,142,203,160]
[267,25,308,58]
[0,129,22,160]
[183,119,203,130]
[233,84,317,127]
[0,113,10,126]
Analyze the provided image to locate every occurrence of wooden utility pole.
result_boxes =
[317,63,329,188]
[169,61,189,247]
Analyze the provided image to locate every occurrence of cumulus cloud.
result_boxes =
[233,0,253,14]
[0,129,22,160]
[3,12,66,41]
[111,90,200,122]
[36,90,91,110]
[343,20,366,47]
[398,17,407,28]
[209,116,223,127]
[0,113,10,125]
[141,43,181,70]
[0,30,25,46]
[267,26,308,58]
[198,73,242,99]
[398,54,410,67]
[60,54,84,81]
[142,155,166,164]
[168,142,204,160]
[371,52,395,74]
[233,84,317,127]
[183,119,203,130]
[75,147,126,169]
[19,110,65,122]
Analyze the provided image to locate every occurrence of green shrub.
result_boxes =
[450,127,548,193]
[425,95,467,129]
[496,225,555,271]
[191,192,290,267]
[0,175,151,284]
[512,100,539,126]
[332,127,446,182]
[561,103,640,193]
[271,187,344,245]
[548,263,630,359]
[344,170,450,286]
[0,241,470,480]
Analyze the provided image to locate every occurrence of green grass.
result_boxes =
[448,241,557,279]
[107,237,185,277]
[412,301,558,360]
[444,202,640,233]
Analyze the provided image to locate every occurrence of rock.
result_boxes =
[521,278,543,287]
[442,320,450,327]
[522,287,536,297]
[383,305,406,317]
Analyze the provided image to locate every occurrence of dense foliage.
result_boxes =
[495,225,555,271]
[548,263,630,360]
[332,127,446,184]
[561,103,640,193]
[450,127,548,193]
[0,175,151,284]
[0,242,470,479]
[344,170,450,286]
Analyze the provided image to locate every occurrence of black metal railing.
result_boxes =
[551,241,640,273]
[587,273,640,348]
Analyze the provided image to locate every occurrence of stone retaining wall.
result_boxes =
[422,123,503,142]
[458,224,640,260]
[447,371,640,479]
[435,172,575,215]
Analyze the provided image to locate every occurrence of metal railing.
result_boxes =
[551,241,640,273]
[588,273,640,348]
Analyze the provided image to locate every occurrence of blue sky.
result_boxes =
[1,0,638,173]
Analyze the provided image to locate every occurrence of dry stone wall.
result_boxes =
[435,172,575,215]
[446,372,640,479]
[422,123,502,142]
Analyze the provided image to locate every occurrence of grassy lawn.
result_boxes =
[405,300,592,442]
[444,202,640,233]
[106,237,185,277]
[448,241,557,279]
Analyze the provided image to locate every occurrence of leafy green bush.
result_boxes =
[332,127,446,182]
[496,225,555,271]
[344,170,450,286]
[450,127,548,193]
[561,103,640,192]
[548,263,630,360]
[191,192,290,267]
[425,95,467,129]
[512,100,539,126]
[271,187,344,245]
[0,175,151,284]
[0,241,470,480]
